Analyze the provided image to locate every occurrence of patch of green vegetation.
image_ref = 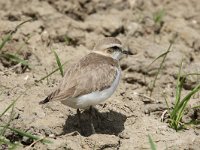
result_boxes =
[0,91,52,149]
[0,19,33,69]
[64,35,71,45]
[0,53,30,68]
[153,9,165,25]
[0,19,33,51]
[168,62,200,130]
[51,49,64,77]
[148,135,157,150]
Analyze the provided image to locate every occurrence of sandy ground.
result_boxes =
[0,0,200,149]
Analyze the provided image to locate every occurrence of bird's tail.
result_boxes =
[39,89,60,104]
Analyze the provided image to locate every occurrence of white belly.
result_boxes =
[67,68,121,109]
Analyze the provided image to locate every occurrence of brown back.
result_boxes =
[49,53,119,102]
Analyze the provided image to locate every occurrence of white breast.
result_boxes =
[70,68,121,109]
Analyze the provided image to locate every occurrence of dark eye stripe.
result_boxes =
[111,46,122,52]
[112,46,119,50]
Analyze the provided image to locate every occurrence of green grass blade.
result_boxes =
[149,43,172,96]
[0,105,15,136]
[162,93,170,112]
[0,126,52,144]
[176,84,200,120]
[0,53,30,67]
[174,67,200,107]
[173,61,183,111]
[0,136,19,149]
[177,83,200,112]
[11,19,34,35]
[44,69,50,84]
[171,83,200,130]
[169,61,200,130]
[147,50,170,69]
[35,61,67,82]
[192,105,200,109]
[173,77,185,115]
[51,49,64,77]
[64,35,71,45]
[0,19,33,51]
[184,73,200,77]
[153,9,165,24]
[0,93,22,118]
[148,135,157,150]
[0,34,12,51]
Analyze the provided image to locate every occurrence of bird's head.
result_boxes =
[93,37,132,60]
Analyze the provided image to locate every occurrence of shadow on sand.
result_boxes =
[62,108,127,137]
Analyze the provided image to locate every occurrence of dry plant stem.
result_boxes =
[25,137,45,150]
[133,92,156,102]
[149,43,172,96]
[161,110,168,122]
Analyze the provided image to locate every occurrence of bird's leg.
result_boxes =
[93,107,101,128]
[89,106,95,134]
[77,109,84,134]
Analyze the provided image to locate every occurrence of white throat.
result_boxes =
[112,51,122,60]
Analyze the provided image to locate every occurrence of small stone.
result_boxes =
[119,131,130,139]
[49,134,55,138]
[86,134,119,149]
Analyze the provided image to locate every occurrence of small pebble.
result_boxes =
[49,134,55,138]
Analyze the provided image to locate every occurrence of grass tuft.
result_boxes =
[168,61,200,130]
[170,63,200,131]
[0,90,52,148]
[0,19,33,70]
[0,126,52,144]
[0,53,30,68]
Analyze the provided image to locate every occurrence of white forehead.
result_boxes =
[101,43,123,50]
[94,37,122,50]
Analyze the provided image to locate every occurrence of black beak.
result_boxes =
[122,50,133,55]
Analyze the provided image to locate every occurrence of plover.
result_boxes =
[39,37,132,134]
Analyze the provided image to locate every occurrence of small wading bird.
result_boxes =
[39,37,132,134]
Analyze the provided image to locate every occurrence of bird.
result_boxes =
[39,37,132,134]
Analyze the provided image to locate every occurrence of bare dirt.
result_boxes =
[0,0,200,149]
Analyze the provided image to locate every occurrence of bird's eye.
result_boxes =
[112,46,119,50]
[111,46,122,52]
[107,49,114,53]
